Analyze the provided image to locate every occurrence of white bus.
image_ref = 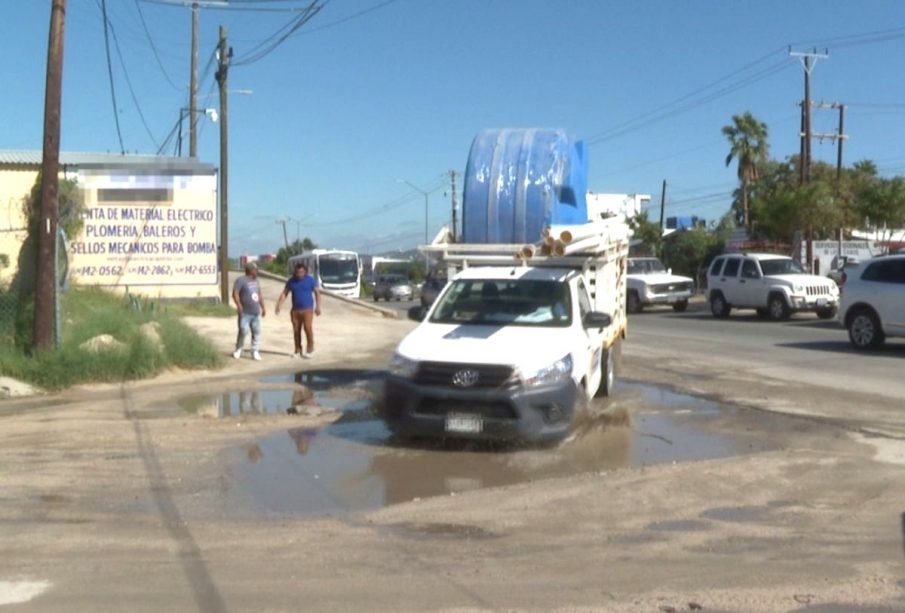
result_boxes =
[286,249,361,298]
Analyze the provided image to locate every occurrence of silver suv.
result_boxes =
[839,254,905,349]
[707,253,839,320]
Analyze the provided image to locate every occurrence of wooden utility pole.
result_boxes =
[189,2,199,157]
[790,48,828,271]
[34,0,67,351]
[216,25,230,303]
[449,170,458,242]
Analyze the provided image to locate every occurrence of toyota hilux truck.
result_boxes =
[381,218,629,443]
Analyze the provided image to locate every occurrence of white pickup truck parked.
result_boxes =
[381,218,629,443]
[707,252,839,320]
[626,257,694,313]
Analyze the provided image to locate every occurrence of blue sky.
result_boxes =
[4,0,905,257]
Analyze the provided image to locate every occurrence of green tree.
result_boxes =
[268,238,318,274]
[855,176,905,248]
[662,228,725,286]
[628,211,663,257]
[11,173,83,349]
[723,112,769,230]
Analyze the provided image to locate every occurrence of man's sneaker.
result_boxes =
[252,351,262,361]
[232,348,242,359]
[304,350,315,359]
[293,352,303,359]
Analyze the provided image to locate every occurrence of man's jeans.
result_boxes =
[236,313,262,352]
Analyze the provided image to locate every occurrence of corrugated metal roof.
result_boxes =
[0,150,216,173]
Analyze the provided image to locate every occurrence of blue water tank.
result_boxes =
[462,128,588,244]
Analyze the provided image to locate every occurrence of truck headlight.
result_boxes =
[522,354,572,387]
[792,283,804,294]
[388,352,419,378]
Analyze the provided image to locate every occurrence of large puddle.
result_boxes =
[170,370,785,517]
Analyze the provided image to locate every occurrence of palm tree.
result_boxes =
[722,112,769,229]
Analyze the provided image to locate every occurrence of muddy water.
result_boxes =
[180,371,784,517]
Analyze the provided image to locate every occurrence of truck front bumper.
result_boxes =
[382,375,580,443]
[643,289,692,306]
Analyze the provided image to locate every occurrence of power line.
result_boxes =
[231,0,326,66]
[133,0,182,90]
[100,0,126,154]
[99,1,163,151]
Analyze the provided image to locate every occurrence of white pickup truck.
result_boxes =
[381,219,629,443]
[626,257,695,313]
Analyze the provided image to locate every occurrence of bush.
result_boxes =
[0,288,223,390]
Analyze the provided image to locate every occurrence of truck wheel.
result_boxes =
[848,307,885,350]
[373,294,379,302]
[816,306,837,320]
[672,300,688,312]
[768,294,791,321]
[710,292,730,319]
[626,291,642,314]
[594,340,619,398]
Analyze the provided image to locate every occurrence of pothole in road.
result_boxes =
[173,369,384,418]
[208,372,788,518]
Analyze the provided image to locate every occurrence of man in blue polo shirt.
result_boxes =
[275,262,321,358]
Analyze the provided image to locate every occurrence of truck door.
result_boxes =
[576,279,603,396]
[736,258,764,307]
[719,256,743,304]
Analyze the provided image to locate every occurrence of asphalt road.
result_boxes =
[623,302,905,434]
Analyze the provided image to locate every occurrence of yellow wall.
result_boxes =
[0,169,39,285]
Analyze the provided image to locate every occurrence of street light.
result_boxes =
[397,179,443,261]
[178,107,218,157]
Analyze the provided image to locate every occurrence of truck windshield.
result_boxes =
[759,259,806,276]
[628,259,666,274]
[319,255,359,284]
[429,279,571,327]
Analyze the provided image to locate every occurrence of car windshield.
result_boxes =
[759,258,806,276]
[628,259,666,274]
[429,279,571,327]
[318,255,359,283]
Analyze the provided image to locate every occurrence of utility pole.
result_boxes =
[216,25,230,303]
[790,48,828,271]
[189,2,199,157]
[658,179,667,229]
[812,101,848,258]
[34,0,67,351]
[276,218,290,251]
[790,48,828,185]
[448,170,458,242]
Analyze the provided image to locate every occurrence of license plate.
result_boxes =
[445,413,483,433]
[816,298,827,307]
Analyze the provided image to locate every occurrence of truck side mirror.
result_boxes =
[407,306,426,322]
[583,311,611,328]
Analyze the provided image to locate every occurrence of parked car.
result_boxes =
[838,254,905,349]
[420,272,447,309]
[707,253,839,320]
[373,274,413,301]
[626,257,694,313]
[827,254,861,286]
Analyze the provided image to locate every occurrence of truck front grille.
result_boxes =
[415,362,516,389]
[805,284,834,296]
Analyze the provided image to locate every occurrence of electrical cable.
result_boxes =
[231,0,326,67]
[100,0,127,154]
[133,0,182,90]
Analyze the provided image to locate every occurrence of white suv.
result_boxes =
[839,254,905,349]
[626,257,694,313]
[707,253,839,320]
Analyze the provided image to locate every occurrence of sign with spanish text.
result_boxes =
[70,172,218,298]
